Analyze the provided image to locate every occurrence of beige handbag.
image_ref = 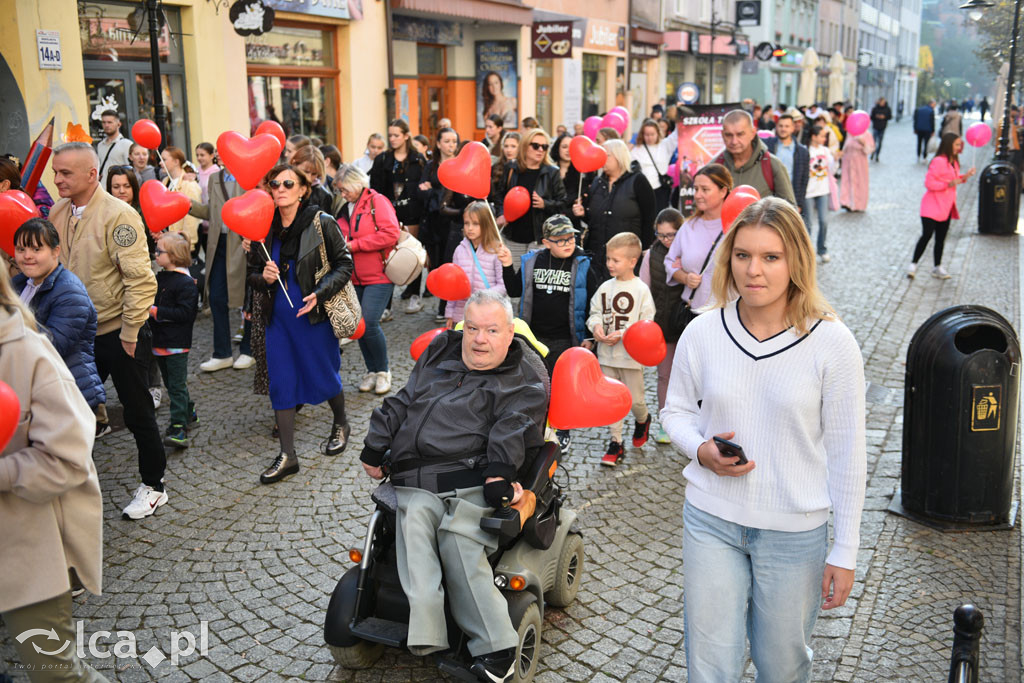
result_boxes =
[313,212,362,339]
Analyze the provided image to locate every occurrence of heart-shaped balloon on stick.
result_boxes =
[844,110,870,136]
[223,189,275,242]
[216,131,284,190]
[721,190,761,233]
[503,186,531,222]
[131,119,162,150]
[600,111,628,136]
[0,380,20,453]
[410,327,446,361]
[583,116,603,140]
[965,122,992,147]
[549,347,632,429]
[623,320,667,366]
[426,263,472,301]
[0,190,40,257]
[569,136,608,173]
[255,120,287,150]
[438,141,491,199]
[139,180,191,233]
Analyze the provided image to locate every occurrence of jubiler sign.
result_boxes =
[532,22,572,59]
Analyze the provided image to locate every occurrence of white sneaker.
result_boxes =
[340,337,355,346]
[405,295,423,313]
[820,253,831,263]
[200,357,234,372]
[358,372,377,392]
[380,308,393,323]
[122,484,168,520]
[233,354,255,369]
[907,263,917,279]
[149,387,162,409]
[932,265,952,279]
[374,371,392,395]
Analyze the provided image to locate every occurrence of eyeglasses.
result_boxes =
[656,232,677,241]
[154,248,167,255]
[529,142,550,152]
[545,236,575,247]
[269,179,296,189]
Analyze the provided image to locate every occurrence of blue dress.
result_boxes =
[265,236,343,410]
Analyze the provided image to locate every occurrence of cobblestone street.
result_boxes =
[2,118,1021,682]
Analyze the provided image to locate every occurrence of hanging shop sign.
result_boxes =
[736,1,761,27]
[754,41,774,61]
[532,21,573,59]
[230,0,274,36]
[263,0,351,21]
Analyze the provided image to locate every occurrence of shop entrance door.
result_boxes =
[419,78,447,143]
[84,67,190,149]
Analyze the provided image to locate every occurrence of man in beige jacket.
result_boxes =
[49,142,168,520]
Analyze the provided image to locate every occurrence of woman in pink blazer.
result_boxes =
[908,133,976,280]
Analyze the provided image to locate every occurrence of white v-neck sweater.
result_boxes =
[661,299,867,569]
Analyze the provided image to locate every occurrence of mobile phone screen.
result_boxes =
[713,436,748,465]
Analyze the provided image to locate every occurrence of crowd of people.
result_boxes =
[8,91,994,681]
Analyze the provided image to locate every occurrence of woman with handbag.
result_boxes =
[248,164,355,485]
[334,163,401,395]
[631,118,678,211]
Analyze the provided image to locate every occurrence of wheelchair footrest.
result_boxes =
[349,616,408,648]
[436,654,479,682]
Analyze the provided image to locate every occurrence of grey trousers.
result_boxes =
[394,486,519,657]
[2,592,110,682]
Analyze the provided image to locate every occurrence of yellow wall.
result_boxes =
[336,0,389,161]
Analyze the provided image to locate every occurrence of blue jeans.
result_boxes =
[682,501,827,683]
[208,237,251,358]
[805,194,829,256]
[870,127,884,158]
[356,283,394,372]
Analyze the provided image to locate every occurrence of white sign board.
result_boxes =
[562,58,582,128]
[36,30,62,70]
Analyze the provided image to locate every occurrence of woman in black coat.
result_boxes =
[492,128,569,266]
[572,139,656,281]
[248,164,354,484]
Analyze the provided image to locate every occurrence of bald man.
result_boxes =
[49,142,167,521]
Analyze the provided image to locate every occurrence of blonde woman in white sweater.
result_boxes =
[662,197,866,682]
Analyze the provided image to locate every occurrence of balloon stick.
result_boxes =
[260,241,294,308]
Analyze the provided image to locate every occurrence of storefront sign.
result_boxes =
[754,41,774,61]
[629,42,659,59]
[392,15,462,46]
[230,0,274,36]
[245,25,331,67]
[736,1,761,27]
[262,0,351,21]
[532,21,572,59]
[583,20,625,53]
[476,40,518,129]
[36,30,63,70]
[562,58,582,126]
[676,82,700,105]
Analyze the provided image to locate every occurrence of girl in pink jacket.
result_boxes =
[445,201,506,325]
[909,133,976,280]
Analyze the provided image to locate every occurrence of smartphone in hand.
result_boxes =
[713,436,748,465]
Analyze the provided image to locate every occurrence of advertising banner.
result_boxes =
[476,40,518,129]
[676,103,739,215]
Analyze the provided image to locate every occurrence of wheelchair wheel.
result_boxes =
[545,532,583,608]
[329,641,384,669]
[512,602,542,683]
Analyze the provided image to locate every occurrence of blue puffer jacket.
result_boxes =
[12,265,106,409]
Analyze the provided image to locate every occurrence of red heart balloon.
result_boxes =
[410,327,445,361]
[438,141,491,199]
[569,136,608,173]
[0,190,40,257]
[139,180,191,233]
[254,120,286,150]
[0,380,20,453]
[549,347,632,429]
[623,320,667,367]
[223,189,275,242]
[349,317,367,340]
[733,185,761,200]
[131,119,162,150]
[721,191,760,234]
[216,132,283,190]
[503,186,530,222]
[426,263,472,301]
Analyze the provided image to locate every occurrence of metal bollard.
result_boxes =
[947,604,984,683]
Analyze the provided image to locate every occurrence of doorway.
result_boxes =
[419,78,447,143]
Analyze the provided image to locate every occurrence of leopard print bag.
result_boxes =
[313,212,361,339]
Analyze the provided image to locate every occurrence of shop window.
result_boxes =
[417,45,445,75]
[248,76,335,141]
[666,54,686,104]
[78,0,182,65]
[535,60,553,134]
[582,54,607,118]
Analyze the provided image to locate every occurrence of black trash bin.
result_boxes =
[977,160,1019,235]
[895,305,1020,529]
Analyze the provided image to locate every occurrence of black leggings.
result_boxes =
[912,216,951,266]
[916,133,932,159]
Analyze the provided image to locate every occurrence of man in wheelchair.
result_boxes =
[359,290,548,683]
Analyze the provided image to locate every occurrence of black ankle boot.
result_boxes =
[260,451,299,484]
[324,421,351,456]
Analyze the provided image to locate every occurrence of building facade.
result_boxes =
[894,0,922,117]
[663,0,749,107]
[738,0,819,107]
[857,0,901,108]
[817,0,862,104]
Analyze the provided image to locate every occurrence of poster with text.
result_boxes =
[676,103,739,215]
[476,40,518,129]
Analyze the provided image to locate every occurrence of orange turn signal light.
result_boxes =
[509,575,526,591]
[349,548,363,564]
[548,460,558,479]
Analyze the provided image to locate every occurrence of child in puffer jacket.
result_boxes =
[445,200,506,326]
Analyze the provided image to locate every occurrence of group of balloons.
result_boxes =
[582,106,632,140]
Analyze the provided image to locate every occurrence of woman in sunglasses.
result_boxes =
[247,164,354,485]
[492,128,568,266]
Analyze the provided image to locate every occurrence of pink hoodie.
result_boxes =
[920,155,965,222]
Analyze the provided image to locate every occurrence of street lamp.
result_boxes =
[961,0,1020,234]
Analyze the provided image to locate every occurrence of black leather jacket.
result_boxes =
[492,164,569,244]
[247,204,354,326]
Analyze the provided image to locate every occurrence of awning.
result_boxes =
[631,27,663,45]
[392,0,534,25]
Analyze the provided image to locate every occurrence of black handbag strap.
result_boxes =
[686,232,723,304]
[643,144,664,175]
[98,141,118,178]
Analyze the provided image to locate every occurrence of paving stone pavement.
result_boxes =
[1,117,1020,682]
